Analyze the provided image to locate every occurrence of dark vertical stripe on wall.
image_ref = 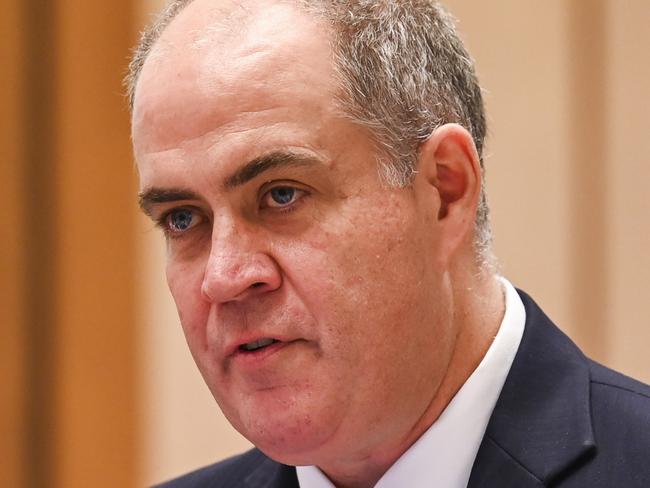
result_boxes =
[567,1,609,362]
[14,1,139,486]
[23,0,58,487]
[53,0,139,484]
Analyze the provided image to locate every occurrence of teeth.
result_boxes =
[241,338,277,351]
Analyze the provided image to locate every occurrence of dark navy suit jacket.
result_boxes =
[155,291,650,487]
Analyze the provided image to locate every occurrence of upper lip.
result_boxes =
[226,334,296,357]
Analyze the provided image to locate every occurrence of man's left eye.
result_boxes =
[262,186,305,209]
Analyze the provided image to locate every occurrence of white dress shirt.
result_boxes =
[296,278,526,488]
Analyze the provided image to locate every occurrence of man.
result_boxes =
[127,1,650,487]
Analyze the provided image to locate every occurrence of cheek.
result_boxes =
[282,204,432,356]
[166,259,211,347]
[329,217,429,311]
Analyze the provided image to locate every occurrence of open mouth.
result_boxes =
[238,338,280,352]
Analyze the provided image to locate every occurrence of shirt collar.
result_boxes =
[297,278,525,488]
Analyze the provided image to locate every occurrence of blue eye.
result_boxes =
[268,187,297,206]
[166,209,196,233]
[260,185,308,212]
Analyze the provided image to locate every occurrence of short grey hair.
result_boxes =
[126,0,493,261]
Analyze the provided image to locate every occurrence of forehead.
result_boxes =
[132,0,336,156]
[150,0,324,70]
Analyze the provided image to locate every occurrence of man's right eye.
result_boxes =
[162,208,203,236]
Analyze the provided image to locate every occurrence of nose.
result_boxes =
[200,227,282,304]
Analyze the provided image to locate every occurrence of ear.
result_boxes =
[415,123,482,266]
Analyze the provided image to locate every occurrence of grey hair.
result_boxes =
[126,0,493,262]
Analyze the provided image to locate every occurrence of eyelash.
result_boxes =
[260,185,308,213]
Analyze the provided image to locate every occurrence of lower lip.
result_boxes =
[232,340,300,367]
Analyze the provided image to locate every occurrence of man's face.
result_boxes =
[132,0,457,465]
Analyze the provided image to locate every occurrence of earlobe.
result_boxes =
[416,123,482,262]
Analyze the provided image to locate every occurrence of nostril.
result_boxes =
[202,252,282,303]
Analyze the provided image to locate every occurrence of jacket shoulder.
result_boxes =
[486,290,650,486]
[570,361,650,486]
[153,448,269,488]
[588,359,650,436]
[589,360,650,399]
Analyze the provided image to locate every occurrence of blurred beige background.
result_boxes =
[3,1,649,487]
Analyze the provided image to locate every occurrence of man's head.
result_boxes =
[128,0,491,258]
[130,0,497,484]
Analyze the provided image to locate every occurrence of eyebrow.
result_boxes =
[138,149,324,215]
[138,188,201,216]
[224,149,322,189]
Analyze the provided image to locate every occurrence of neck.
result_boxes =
[322,266,505,488]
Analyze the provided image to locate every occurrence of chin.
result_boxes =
[251,428,337,467]
[222,390,340,466]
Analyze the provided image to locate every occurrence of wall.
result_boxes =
[445,0,650,374]
[604,1,650,382]
[2,1,139,487]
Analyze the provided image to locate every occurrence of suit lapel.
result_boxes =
[467,436,544,487]
[468,290,596,487]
